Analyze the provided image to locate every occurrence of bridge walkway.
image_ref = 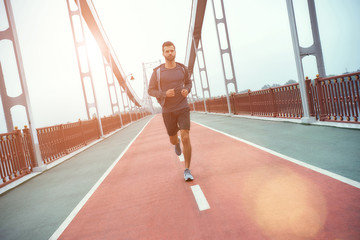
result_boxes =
[0,113,359,240]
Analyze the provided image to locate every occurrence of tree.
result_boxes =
[239,89,250,93]
[284,79,297,85]
[261,83,281,89]
[261,84,271,89]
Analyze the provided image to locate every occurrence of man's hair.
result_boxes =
[162,41,175,52]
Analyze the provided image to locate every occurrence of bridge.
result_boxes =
[1,0,360,239]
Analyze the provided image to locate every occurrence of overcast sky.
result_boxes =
[0,0,359,133]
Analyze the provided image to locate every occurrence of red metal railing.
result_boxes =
[192,83,303,119]
[248,88,277,117]
[191,101,205,112]
[273,84,303,118]
[206,97,229,114]
[232,91,251,115]
[0,127,33,187]
[131,112,138,122]
[191,72,360,123]
[306,72,360,123]
[1,111,151,188]
[37,118,100,164]
[101,115,122,135]
[35,112,152,165]
[121,113,132,126]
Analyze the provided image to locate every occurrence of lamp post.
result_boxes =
[123,73,135,121]
[126,74,135,81]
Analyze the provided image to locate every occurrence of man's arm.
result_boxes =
[148,70,166,98]
[183,67,192,93]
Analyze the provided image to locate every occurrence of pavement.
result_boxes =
[190,112,360,182]
[0,113,359,240]
[0,117,152,240]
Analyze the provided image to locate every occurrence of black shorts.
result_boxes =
[162,108,190,136]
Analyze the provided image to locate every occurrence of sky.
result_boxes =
[0,0,359,133]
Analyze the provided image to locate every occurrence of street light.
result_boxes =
[123,73,136,120]
[125,73,136,111]
[126,73,135,81]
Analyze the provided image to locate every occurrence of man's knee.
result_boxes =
[180,130,190,144]
[169,135,178,145]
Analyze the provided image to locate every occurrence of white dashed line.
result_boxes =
[191,185,210,211]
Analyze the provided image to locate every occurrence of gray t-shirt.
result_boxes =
[148,63,192,113]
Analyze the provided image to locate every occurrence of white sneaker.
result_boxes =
[184,168,194,181]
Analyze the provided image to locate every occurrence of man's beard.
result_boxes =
[165,55,175,61]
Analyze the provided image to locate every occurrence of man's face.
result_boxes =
[163,45,176,61]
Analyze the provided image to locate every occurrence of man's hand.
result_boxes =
[181,89,189,97]
[166,88,175,97]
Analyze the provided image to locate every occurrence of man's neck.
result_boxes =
[165,61,176,69]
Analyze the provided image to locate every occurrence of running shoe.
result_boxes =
[175,137,182,156]
[184,168,194,181]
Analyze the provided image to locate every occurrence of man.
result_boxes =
[148,41,194,181]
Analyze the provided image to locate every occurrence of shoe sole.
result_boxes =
[184,177,194,181]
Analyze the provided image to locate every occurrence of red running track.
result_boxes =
[58,115,360,240]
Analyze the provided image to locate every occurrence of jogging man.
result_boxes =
[148,41,194,181]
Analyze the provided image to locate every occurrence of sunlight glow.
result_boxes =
[241,166,328,239]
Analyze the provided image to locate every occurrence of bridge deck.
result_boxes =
[0,113,359,240]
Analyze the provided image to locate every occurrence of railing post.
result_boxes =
[14,127,28,174]
[270,88,277,117]
[23,126,36,169]
[231,93,236,114]
[79,119,86,146]
[305,77,314,117]
[60,124,69,154]
[315,76,326,121]
[117,114,121,129]
[248,90,253,116]
[354,75,359,122]
[95,117,101,139]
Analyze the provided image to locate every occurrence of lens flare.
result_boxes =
[241,166,328,239]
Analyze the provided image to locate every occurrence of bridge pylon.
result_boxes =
[0,0,45,170]
[142,60,161,114]
[286,0,325,123]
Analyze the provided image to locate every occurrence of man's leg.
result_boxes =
[162,111,180,149]
[169,134,179,145]
[180,130,191,169]
[170,133,182,156]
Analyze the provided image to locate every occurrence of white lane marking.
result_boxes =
[192,120,360,189]
[49,116,154,240]
[178,154,184,162]
[191,185,210,211]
